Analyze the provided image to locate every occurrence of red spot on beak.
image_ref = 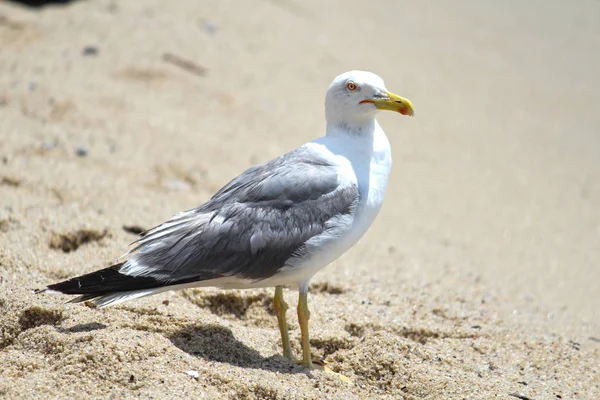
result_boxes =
[399,108,409,115]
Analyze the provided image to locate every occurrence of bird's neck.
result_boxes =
[323,118,391,164]
[326,118,376,139]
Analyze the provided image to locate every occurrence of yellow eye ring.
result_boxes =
[346,82,357,91]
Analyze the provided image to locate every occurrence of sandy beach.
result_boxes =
[1,0,599,398]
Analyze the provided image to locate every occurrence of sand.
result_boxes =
[1,0,599,398]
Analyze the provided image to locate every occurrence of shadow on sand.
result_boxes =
[167,323,306,375]
[57,322,107,333]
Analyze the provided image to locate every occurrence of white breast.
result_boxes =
[344,121,392,244]
[272,121,393,289]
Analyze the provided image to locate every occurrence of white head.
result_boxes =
[325,70,414,127]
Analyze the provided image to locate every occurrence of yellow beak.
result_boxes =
[360,90,415,116]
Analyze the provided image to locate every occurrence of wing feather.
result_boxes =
[119,147,358,282]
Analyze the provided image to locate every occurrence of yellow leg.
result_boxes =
[273,286,294,360]
[297,289,353,383]
[297,290,313,368]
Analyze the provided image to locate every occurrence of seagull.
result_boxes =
[37,70,414,377]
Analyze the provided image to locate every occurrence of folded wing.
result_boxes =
[44,148,358,304]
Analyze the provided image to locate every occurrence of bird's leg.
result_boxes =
[296,288,353,383]
[297,289,313,368]
[273,285,294,360]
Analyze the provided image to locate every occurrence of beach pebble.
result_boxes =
[75,146,89,157]
[82,46,99,57]
[185,370,200,380]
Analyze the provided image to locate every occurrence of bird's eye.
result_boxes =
[346,82,357,92]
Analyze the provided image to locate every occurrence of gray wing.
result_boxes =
[121,148,359,283]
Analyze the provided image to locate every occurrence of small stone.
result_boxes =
[82,46,99,57]
[75,146,88,157]
[185,370,200,380]
[122,225,145,235]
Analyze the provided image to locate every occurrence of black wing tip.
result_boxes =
[39,262,173,297]
[44,275,85,295]
[39,262,128,296]
[38,261,214,301]
[35,286,102,305]
[46,280,75,294]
